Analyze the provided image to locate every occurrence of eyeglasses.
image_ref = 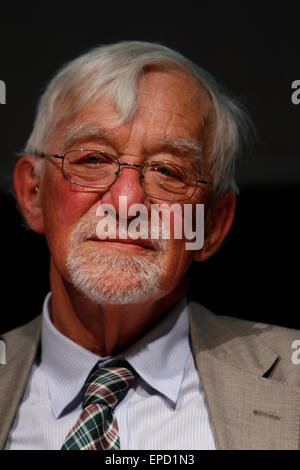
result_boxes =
[33,149,212,202]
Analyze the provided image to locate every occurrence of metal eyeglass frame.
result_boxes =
[33,149,213,202]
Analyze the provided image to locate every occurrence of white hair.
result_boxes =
[25,41,253,194]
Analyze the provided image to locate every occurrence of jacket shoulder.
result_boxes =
[190,300,299,342]
[189,301,300,386]
[0,316,42,362]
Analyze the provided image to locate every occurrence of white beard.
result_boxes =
[66,210,167,305]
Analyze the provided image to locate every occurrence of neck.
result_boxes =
[49,258,187,356]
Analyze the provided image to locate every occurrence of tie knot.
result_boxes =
[83,360,137,409]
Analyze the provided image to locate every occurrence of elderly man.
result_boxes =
[1,41,299,451]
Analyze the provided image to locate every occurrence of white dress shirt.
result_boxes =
[5,293,217,450]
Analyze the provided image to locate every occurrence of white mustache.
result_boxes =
[70,207,166,250]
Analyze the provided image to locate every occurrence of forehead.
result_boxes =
[53,69,213,153]
[137,68,211,115]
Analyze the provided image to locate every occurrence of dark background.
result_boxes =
[0,4,299,333]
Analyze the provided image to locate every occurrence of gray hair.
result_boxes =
[25,41,253,194]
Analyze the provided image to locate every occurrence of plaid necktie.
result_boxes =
[61,360,137,450]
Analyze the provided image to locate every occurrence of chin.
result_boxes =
[66,244,165,305]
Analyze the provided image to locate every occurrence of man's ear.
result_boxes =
[194,191,236,263]
[14,156,45,233]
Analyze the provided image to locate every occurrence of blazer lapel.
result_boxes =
[189,302,300,450]
[0,316,42,449]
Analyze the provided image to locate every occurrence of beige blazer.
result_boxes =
[1,302,300,450]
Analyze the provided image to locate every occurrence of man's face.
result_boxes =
[36,69,213,305]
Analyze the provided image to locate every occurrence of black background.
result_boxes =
[0,4,299,333]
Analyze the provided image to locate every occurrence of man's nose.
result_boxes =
[102,165,146,215]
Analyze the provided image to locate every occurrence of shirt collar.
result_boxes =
[41,293,190,418]
[41,293,110,418]
[124,296,190,404]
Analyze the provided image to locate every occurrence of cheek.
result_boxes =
[158,204,201,277]
[161,221,195,279]
[159,238,194,292]
[40,171,100,260]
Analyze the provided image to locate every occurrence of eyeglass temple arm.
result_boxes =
[196,179,213,185]
[16,151,64,160]
[33,151,64,160]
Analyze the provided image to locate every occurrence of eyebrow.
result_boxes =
[62,123,203,168]
[149,138,203,164]
[62,123,116,150]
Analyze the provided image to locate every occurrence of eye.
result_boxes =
[155,166,172,176]
[83,155,102,164]
[152,163,185,181]
[68,151,114,166]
